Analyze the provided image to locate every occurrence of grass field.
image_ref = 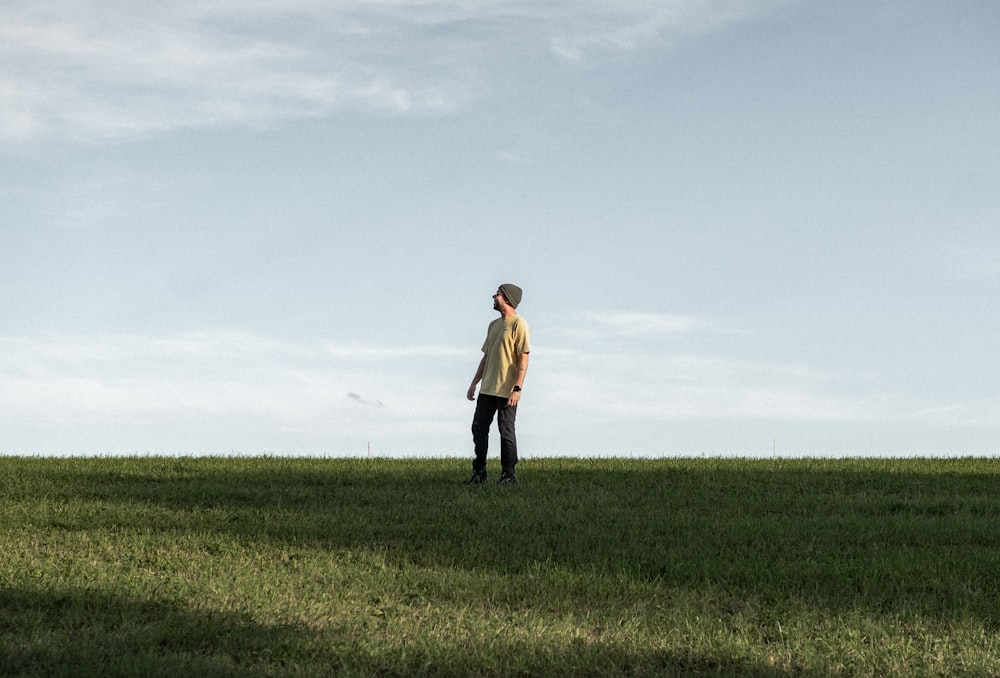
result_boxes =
[2,456,1000,676]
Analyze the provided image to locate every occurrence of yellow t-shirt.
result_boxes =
[480,314,531,397]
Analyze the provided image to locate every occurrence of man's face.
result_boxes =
[493,289,506,310]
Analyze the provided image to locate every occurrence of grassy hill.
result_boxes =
[2,456,999,676]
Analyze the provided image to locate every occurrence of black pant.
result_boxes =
[471,394,518,475]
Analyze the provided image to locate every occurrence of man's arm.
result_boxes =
[467,355,487,401]
[507,352,529,406]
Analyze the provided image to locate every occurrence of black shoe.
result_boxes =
[467,470,487,485]
[498,472,517,486]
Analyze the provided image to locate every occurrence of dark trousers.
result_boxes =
[471,394,518,475]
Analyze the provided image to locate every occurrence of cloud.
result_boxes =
[532,309,997,429]
[0,331,467,454]
[547,311,749,343]
[546,0,791,62]
[937,240,1000,280]
[0,328,728,456]
[0,0,460,143]
[534,311,878,423]
[2,326,995,456]
[535,347,861,423]
[494,149,532,165]
[0,0,788,143]
[347,392,385,407]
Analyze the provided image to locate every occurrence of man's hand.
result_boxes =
[468,356,486,402]
[508,353,528,407]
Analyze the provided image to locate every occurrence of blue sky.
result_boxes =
[2,0,998,457]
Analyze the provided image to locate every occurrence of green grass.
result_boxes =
[2,456,1000,676]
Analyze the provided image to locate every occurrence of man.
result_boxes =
[466,283,531,485]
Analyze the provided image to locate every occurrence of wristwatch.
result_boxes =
[512,385,522,392]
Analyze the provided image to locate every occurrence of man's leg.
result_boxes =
[497,400,518,477]
[471,395,499,474]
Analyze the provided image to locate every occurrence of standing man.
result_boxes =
[466,284,531,485]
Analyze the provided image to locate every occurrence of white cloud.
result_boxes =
[495,149,532,165]
[531,310,867,424]
[938,240,1000,280]
[0,1,458,143]
[0,331,469,454]
[584,311,719,335]
[547,310,749,343]
[534,347,859,424]
[546,0,791,62]
[0,0,788,143]
[1,326,995,456]
[531,309,999,431]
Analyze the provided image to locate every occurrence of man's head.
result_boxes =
[495,283,522,309]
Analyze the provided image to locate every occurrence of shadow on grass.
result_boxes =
[9,458,1000,629]
[0,584,337,677]
[0,584,810,677]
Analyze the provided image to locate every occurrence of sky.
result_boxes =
[2,0,998,458]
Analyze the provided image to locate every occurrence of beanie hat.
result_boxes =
[499,283,523,308]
